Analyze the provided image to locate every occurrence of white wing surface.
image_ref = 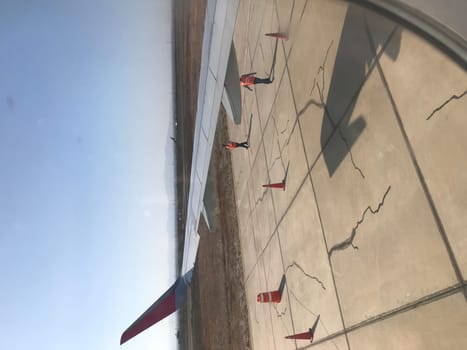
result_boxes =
[120,0,239,344]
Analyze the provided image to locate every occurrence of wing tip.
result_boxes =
[120,328,134,345]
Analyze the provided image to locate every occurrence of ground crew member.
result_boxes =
[240,72,272,91]
[223,141,249,150]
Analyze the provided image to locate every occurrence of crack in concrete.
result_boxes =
[328,186,391,257]
[254,188,268,208]
[426,90,467,120]
[273,304,287,318]
[287,40,334,148]
[279,140,287,172]
[280,118,290,134]
[338,128,365,179]
[293,46,366,184]
[269,117,287,173]
[316,40,334,103]
[265,118,279,171]
[289,290,340,350]
[289,289,319,317]
[268,140,287,174]
[268,154,282,172]
[286,261,326,290]
[309,78,317,97]
[315,40,366,179]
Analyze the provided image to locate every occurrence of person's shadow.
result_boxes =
[320,5,401,177]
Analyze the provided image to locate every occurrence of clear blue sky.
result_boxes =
[0,1,177,349]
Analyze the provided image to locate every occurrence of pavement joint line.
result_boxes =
[283,29,352,350]
[328,185,392,257]
[263,163,299,350]
[249,1,269,71]
[260,12,396,340]
[254,4,312,342]
[304,282,467,349]
[235,3,467,348]
[238,0,308,202]
[253,62,296,350]
[244,0,307,283]
[259,43,268,75]
[268,152,283,173]
[268,4,277,54]
[244,19,399,349]
[242,57,283,349]
[365,21,467,301]
[273,0,309,63]
[246,172,262,287]
[247,2,334,346]
[425,89,467,121]
[287,0,296,28]
[237,0,308,218]
[246,0,253,57]
[236,51,288,210]
[299,0,309,23]
[238,10,278,201]
[239,4,411,342]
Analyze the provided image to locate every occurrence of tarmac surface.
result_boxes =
[227,0,467,349]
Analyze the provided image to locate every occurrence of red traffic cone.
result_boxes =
[257,275,286,303]
[285,330,313,341]
[257,290,281,303]
[285,315,320,343]
[262,180,285,191]
[265,32,288,40]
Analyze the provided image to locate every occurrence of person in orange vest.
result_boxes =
[223,141,249,150]
[240,72,272,91]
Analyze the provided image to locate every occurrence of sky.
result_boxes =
[0,1,178,349]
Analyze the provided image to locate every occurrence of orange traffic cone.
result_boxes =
[257,275,286,303]
[262,180,285,191]
[257,290,282,303]
[265,32,288,40]
[263,163,289,191]
[285,315,320,342]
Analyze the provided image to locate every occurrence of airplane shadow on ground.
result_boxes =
[321,5,401,177]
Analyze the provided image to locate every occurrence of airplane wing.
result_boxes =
[120,269,193,345]
[120,0,240,345]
